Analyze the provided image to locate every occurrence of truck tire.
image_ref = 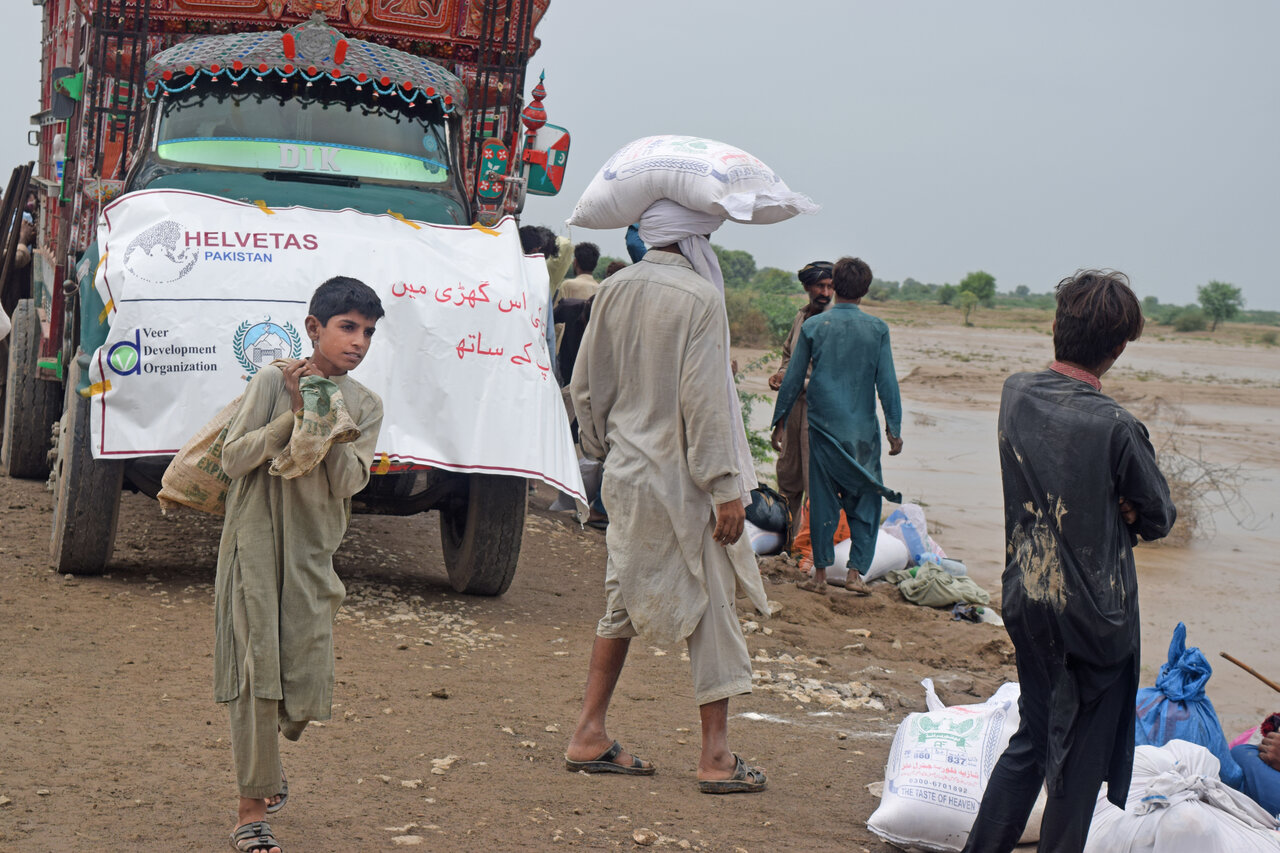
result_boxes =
[50,360,123,575]
[439,473,527,596]
[1,299,62,479]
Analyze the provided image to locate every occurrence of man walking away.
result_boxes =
[565,199,771,795]
[771,257,903,595]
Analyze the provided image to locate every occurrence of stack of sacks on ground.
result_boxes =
[867,679,1046,851]
[786,500,993,608]
[788,501,909,580]
[1083,740,1280,852]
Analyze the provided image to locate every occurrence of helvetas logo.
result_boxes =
[122,220,199,284]
[233,318,303,376]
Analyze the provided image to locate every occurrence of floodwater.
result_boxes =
[738,322,1280,735]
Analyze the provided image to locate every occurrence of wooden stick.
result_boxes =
[1221,652,1280,693]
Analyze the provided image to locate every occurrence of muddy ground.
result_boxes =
[0,474,1016,851]
[2,305,1277,851]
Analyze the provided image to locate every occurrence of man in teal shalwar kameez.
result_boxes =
[771,257,903,593]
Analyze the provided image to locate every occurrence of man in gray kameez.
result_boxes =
[564,200,771,794]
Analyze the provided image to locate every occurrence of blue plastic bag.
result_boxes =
[883,506,932,563]
[1134,622,1243,788]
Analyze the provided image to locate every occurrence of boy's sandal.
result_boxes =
[843,572,871,596]
[796,577,827,595]
[265,767,288,815]
[697,754,768,794]
[231,820,281,852]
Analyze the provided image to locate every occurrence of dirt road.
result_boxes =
[0,472,1015,851]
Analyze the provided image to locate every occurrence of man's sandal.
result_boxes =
[231,820,281,852]
[697,754,767,794]
[265,767,288,815]
[564,740,656,775]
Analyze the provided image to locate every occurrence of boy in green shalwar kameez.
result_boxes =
[771,257,904,595]
[215,277,384,853]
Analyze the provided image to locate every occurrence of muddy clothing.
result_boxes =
[963,369,1175,853]
[212,364,382,795]
[571,251,769,651]
[771,303,902,573]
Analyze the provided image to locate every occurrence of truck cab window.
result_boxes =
[156,89,452,184]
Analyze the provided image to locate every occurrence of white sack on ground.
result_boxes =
[744,519,785,556]
[868,679,1038,852]
[823,529,910,585]
[1083,740,1280,853]
[568,135,818,230]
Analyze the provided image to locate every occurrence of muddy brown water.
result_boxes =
[741,319,1280,736]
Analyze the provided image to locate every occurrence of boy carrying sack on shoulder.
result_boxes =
[216,277,384,853]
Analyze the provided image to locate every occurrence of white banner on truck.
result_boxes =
[88,189,585,501]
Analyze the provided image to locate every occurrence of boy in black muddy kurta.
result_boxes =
[963,270,1176,853]
[214,277,384,853]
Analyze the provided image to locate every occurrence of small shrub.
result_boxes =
[756,293,802,343]
[735,351,781,465]
[1259,330,1278,346]
[1173,309,1207,332]
[1138,400,1255,545]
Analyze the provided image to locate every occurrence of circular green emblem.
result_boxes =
[109,345,139,373]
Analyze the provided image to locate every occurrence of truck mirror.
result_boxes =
[50,67,80,120]
[522,123,569,197]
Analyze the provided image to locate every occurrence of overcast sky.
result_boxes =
[3,1,1275,308]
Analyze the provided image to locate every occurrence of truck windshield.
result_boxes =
[156,90,452,185]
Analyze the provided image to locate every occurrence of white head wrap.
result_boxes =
[636,199,727,293]
[636,199,758,503]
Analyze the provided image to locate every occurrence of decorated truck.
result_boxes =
[0,0,578,595]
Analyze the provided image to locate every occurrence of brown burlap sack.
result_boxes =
[157,395,241,515]
[157,359,296,515]
[268,375,360,479]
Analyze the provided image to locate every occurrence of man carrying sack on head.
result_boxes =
[564,199,773,794]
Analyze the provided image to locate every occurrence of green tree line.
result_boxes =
[594,249,1269,347]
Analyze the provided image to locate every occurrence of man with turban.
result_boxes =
[771,257,903,594]
[768,261,835,540]
[564,199,770,794]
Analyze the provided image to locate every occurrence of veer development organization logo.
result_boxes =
[108,337,140,374]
